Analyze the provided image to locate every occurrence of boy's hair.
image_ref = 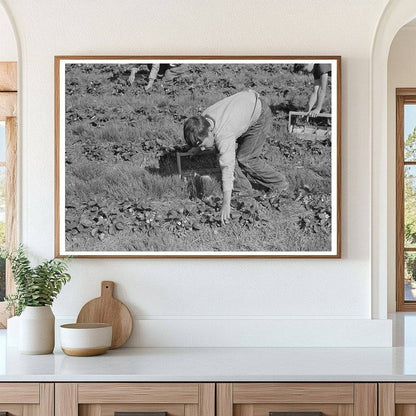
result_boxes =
[183,115,210,147]
[293,64,307,73]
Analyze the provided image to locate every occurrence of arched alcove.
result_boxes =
[387,19,416,313]
[0,2,17,61]
[0,0,19,327]
[371,0,416,319]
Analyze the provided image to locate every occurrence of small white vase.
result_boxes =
[19,306,55,354]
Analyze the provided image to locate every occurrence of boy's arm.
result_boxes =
[217,138,236,225]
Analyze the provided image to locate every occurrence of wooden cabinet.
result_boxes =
[379,383,416,416]
[0,383,53,416]
[0,381,387,416]
[55,383,215,416]
[217,383,377,416]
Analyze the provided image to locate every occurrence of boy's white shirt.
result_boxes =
[202,90,261,192]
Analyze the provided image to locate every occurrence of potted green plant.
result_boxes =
[2,245,71,354]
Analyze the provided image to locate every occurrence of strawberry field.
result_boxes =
[64,62,334,253]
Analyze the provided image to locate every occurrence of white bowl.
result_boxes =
[60,323,112,356]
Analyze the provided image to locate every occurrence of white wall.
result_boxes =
[387,25,416,312]
[0,0,393,346]
[0,3,17,61]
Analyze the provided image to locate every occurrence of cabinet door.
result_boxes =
[379,383,416,416]
[0,383,53,416]
[56,383,215,416]
[217,383,377,416]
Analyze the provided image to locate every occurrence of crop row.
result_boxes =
[65,191,331,244]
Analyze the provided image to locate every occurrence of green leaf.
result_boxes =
[4,245,71,315]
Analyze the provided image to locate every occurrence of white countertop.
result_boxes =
[2,328,416,382]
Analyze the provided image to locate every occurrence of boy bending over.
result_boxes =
[183,90,288,225]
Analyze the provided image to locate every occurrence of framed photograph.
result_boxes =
[55,56,341,258]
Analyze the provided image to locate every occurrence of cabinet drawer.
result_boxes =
[80,403,184,416]
[0,383,39,403]
[379,383,416,416]
[78,383,200,404]
[217,383,376,416]
[233,384,354,404]
[56,383,215,416]
[0,383,53,416]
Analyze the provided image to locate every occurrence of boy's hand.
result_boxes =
[187,147,203,156]
[221,191,232,225]
[221,203,231,225]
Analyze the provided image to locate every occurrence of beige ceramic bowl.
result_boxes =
[60,323,112,356]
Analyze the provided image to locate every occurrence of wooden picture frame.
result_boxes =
[55,56,341,258]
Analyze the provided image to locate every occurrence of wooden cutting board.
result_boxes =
[76,281,133,349]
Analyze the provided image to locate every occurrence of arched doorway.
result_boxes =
[371,0,416,319]
[0,0,18,327]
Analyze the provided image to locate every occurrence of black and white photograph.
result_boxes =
[55,57,341,257]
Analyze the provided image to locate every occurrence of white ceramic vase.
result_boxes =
[19,305,55,354]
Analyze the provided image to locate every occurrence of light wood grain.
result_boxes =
[0,92,16,120]
[0,62,17,92]
[233,383,354,404]
[80,404,101,416]
[395,383,416,403]
[250,403,339,416]
[379,383,395,416]
[239,404,253,416]
[217,384,233,416]
[397,405,416,416]
[233,405,242,416]
[0,404,23,416]
[55,383,78,416]
[39,383,54,416]
[62,346,109,357]
[76,281,133,349]
[5,116,17,298]
[78,383,199,404]
[199,384,215,416]
[100,403,185,416]
[338,404,353,416]
[0,383,39,403]
[185,403,199,416]
[23,404,39,416]
[354,384,377,416]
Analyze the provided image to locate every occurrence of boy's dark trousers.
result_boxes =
[233,99,288,193]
